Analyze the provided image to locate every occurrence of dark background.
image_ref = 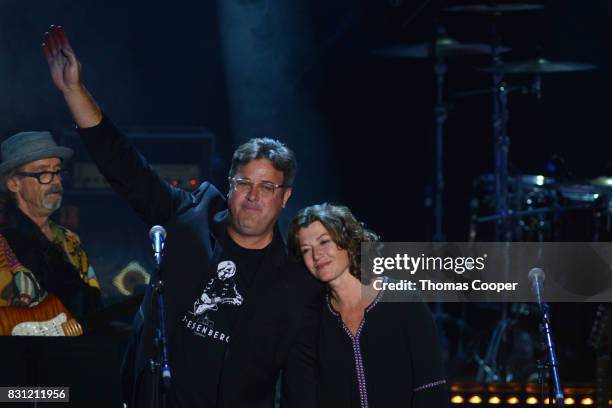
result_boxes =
[1,0,608,242]
[0,0,609,396]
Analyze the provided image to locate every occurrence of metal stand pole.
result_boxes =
[433,55,448,242]
[490,20,511,241]
[148,240,171,408]
[539,303,565,407]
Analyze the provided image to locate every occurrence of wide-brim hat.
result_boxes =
[0,131,73,190]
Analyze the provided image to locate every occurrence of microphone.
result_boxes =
[149,225,167,266]
[528,267,545,306]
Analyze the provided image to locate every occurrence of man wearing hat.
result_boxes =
[0,130,100,322]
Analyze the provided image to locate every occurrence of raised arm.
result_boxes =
[42,26,102,129]
[41,26,211,226]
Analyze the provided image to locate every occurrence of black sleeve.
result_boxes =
[120,305,144,406]
[77,115,194,226]
[409,302,449,408]
[280,264,325,408]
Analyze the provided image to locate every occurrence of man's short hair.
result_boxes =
[229,138,297,187]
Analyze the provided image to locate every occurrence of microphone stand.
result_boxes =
[149,237,172,408]
[537,303,564,407]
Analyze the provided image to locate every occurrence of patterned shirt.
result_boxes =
[0,222,99,308]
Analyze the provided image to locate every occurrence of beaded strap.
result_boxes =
[414,379,447,392]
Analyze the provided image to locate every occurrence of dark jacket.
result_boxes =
[318,297,448,408]
[78,116,323,408]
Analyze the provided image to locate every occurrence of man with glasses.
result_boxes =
[0,130,100,320]
[43,26,321,408]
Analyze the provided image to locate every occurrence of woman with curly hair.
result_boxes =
[288,203,448,408]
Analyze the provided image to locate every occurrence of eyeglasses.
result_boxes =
[17,170,66,185]
[229,176,284,198]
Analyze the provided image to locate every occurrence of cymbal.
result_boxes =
[374,37,510,59]
[444,3,544,14]
[480,58,597,73]
[591,177,612,188]
[555,182,605,203]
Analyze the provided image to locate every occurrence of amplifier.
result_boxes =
[56,125,216,297]
[59,126,215,191]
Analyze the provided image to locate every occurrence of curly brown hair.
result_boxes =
[288,203,380,282]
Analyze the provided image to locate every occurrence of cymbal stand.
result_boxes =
[433,25,449,241]
[490,20,512,242]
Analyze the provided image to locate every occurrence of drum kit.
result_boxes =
[376,2,605,384]
[375,2,601,243]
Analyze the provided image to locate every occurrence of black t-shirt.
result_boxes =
[168,235,268,407]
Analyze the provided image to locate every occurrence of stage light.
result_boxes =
[526,396,538,405]
[450,395,464,404]
[507,396,520,405]
[488,396,501,404]
[564,397,575,405]
[468,395,482,404]
[580,397,594,405]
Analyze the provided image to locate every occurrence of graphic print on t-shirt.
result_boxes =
[181,260,243,344]
[191,260,243,315]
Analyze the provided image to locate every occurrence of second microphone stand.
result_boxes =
[537,303,564,408]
